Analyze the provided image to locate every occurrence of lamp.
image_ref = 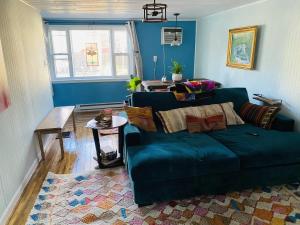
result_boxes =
[143,0,167,23]
[171,13,181,47]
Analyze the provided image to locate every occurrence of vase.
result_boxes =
[172,73,182,82]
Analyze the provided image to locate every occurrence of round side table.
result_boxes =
[86,115,128,169]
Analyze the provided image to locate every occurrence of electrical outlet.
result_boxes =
[153,56,158,63]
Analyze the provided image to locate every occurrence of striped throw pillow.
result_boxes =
[156,102,244,133]
[124,106,157,132]
[240,102,280,129]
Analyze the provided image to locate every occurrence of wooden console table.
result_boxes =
[35,106,76,160]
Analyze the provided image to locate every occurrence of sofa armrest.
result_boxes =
[118,111,142,146]
[124,124,142,146]
[271,114,295,132]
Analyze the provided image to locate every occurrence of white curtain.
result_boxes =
[126,21,143,80]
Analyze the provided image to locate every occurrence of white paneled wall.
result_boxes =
[0,0,53,222]
[195,0,300,129]
[0,176,5,216]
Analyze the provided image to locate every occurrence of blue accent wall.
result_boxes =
[136,21,196,81]
[52,81,128,106]
[49,20,196,106]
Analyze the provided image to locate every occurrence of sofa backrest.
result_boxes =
[131,88,249,127]
[131,88,249,112]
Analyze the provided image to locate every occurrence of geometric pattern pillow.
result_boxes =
[186,114,226,133]
[240,102,280,129]
[156,102,244,133]
[124,106,157,132]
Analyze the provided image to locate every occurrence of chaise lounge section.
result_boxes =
[123,88,300,205]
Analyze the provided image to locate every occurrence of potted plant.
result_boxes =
[171,60,183,82]
[127,75,142,92]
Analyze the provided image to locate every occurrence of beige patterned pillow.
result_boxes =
[124,106,157,132]
[157,102,244,133]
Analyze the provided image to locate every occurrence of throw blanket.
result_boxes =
[173,80,216,101]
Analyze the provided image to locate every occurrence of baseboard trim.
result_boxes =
[0,159,39,225]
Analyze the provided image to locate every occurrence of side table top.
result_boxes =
[86,115,128,130]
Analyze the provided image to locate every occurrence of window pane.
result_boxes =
[70,30,112,77]
[54,55,70,78]
[51,31,68,54]
[113,30,128,53]
[115,55,129,76]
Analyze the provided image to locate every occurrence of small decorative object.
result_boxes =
[171,60,183,82]
[95,109,112,128]
[127,75,142,92]
[161,75,167,83]
[85,43,99,66]
[171,13,181,47]
[143,0,167,23]
[226,26,258,70]
[0,39,10,112]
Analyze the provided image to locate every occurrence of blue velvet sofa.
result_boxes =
[123,88,300,206]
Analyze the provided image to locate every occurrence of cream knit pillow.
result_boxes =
[156,102,244,133]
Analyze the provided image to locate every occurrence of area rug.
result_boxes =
[26,167,300,225]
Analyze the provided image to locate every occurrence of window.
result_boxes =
[48,25,133,81]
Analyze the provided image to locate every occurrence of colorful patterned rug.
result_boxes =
[27,167,300,225]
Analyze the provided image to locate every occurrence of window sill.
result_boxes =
[51,77,130,84]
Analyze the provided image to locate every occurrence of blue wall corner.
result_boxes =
[50,20,196,106]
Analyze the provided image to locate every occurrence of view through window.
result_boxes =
[49,26,132,80]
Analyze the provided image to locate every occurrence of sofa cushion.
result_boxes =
[208,124,300,169]
[240,102,280,129]
[127,131,239,183]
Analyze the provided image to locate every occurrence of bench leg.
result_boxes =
[58,131,65,160]
[37,132,45,160]
[72,111,76,133]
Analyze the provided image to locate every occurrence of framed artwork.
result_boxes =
[0,38,10,112]
[226,26,258,70]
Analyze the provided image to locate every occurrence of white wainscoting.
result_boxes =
[0,0,53,222]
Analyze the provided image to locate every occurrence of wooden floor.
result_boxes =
[6,111,119,225]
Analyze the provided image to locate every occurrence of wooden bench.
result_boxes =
[35,106,76,160]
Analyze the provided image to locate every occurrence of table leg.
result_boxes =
[72,111,76,133]
[118,125,125,161]
[92,128,103,169]
[37,132,45,160]
[58,130,65,160]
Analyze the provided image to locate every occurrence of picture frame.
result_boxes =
[226,26,258,70]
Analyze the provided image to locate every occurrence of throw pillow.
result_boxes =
[124,106,157,132]
[186,114,226,133]
[156,102,244,133]
[240,102,280,129]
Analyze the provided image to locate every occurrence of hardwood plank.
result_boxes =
[6,111,118,225]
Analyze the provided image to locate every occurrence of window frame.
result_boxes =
[47,25,133,83]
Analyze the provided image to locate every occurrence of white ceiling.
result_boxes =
[24,0,261,20]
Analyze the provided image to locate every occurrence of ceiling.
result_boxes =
[24,0,261,20]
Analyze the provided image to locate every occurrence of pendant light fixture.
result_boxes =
[143,0,167,23]
[171,13,181,47]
